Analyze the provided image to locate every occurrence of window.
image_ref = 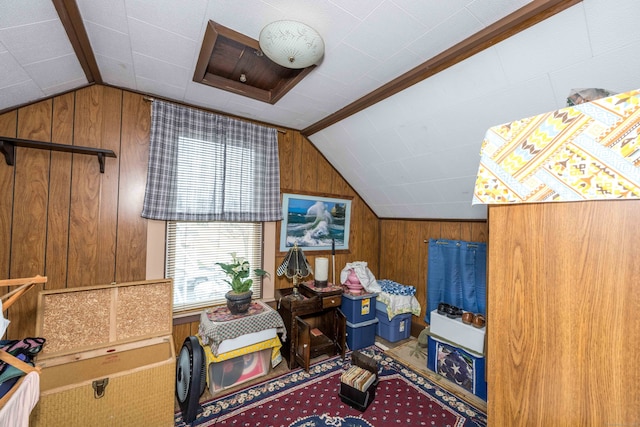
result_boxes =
[167,221,263,312]
[142,100,282,312]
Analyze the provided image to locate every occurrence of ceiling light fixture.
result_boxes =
[258,20,324,69]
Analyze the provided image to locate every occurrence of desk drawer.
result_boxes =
[322,295,341,309]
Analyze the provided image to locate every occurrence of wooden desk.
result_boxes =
[277,282,346,371]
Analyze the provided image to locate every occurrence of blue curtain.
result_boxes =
[424,238,486,324]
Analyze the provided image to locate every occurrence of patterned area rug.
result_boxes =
[175,345,487,427]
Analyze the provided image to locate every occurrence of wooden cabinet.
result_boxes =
[487,201,640,426]
[277,282,346,371]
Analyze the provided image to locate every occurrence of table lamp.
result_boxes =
[277,243,312,300]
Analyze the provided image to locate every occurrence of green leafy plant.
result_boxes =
[216,252,269,294]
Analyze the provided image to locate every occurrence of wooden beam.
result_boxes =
[52,0,102,84]
[302,0,582,136]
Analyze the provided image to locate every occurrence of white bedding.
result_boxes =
[377,292,421,319]
[216,328,277,354]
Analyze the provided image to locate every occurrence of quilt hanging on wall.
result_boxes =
[472,88,640,205]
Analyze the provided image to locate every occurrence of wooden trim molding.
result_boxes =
[52,0,102,84]
[302,0,582,136]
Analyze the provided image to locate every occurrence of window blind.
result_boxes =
[167,221,263,312]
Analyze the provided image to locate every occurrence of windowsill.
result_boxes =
[173,310,202,325]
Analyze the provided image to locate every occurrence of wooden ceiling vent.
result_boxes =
[193,21,315,104]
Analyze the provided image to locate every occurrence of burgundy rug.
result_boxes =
[175,345,487,427]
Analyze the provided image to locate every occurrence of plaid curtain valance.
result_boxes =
[141,100,282,221]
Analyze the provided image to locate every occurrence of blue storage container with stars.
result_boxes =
[427,336,486,400]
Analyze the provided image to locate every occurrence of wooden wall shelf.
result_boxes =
[0,137,117,173]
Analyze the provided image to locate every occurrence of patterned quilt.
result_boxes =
[473,88,640,204]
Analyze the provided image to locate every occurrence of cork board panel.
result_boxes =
[39,288,112,356]
[36,279,173,359]
[116,282,172,340]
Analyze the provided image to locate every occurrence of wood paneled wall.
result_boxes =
[487,201,640,426]
[0,85,380,351]
[378,219,487,332]
[0,86,149,339]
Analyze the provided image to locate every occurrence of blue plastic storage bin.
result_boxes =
[427,336,486,400]
[346,318,378,351]
[375,309,411,342]
[341,292,377,323]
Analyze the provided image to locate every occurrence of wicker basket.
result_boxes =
[30,279,175,427]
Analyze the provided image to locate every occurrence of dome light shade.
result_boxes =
[259,20,324,69]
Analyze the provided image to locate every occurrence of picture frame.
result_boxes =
[279,193,352,252]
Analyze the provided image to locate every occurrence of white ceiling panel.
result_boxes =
[184,81,232,111]
[357,186,392,206]
[467,0,532,25]
[433,145,485,176]
[409,201,486,220]
[392,0,471,30]
[24,54,86,91]
[0,79,44,110]
[496,6,591,84]
[404,180,445,203]
[41,77,87,97]
[0,20,73,65]
[584,0,640,55]
[369,129,411,162]
[427,48,508,102]
[125,0,208,41]
[132,53,190,88]
[95,54,136,87]
[0,0,59,28]
[136,75,185,101]
[128,19,198,69]
[326,0,384,20]
[434,176,479,203]
[365,48,423,84]
[342,2,427,62]
[549,42,640,102]
[381,184,416,205]
[83,22,133,64]
[314,42,380,83]
[407,9,483,60]
[76,0,129,34]
[205,1,279,41]
[465,76,559,128]
[0,51,30,87]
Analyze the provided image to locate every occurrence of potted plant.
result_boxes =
[216,253,269,314]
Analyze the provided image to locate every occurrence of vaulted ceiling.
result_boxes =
[1,0,639,219]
